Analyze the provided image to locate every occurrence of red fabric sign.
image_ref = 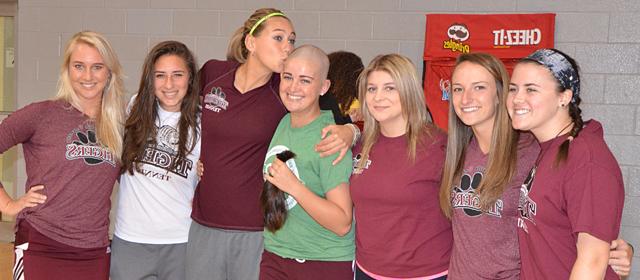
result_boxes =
[423,13,555,130]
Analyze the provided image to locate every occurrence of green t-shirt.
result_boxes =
[262,110,354,261]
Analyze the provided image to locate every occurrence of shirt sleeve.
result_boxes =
[0,103,39,154]
[565,162,624,242]
[198,61,209,96]
[318,147,353,195]
[0,103,40,188]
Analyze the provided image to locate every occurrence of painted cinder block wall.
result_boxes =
[14,0,640,276]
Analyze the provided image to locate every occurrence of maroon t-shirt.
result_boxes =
[350,128,452,278]
[517,120,624,279]
[0,100,120,248]
[448,133,539,279]
[192,60,286,230]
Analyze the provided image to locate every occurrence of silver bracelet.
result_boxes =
[346,123,360,147]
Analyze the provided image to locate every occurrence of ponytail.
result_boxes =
[225,8,289,63]
[226,27,247,63]
[555,96,583,166]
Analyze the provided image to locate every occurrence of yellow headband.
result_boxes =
[249,12,285,36]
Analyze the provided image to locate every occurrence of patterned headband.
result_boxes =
[525,49,580,103]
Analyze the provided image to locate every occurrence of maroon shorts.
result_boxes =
[259,250,353,280]
[13,221,110,280]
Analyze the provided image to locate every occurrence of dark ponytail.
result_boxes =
[555,96,584,166]
[552,49,582,166]
[261,151,296,232]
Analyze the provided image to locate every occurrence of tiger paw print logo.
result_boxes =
[74,131,101,165]
[204,87,229,113]
[451,172,483,216]
[65,127,116,166]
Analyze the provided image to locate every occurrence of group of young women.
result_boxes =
[0,6,634,280]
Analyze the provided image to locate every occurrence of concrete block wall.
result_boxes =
[13,0,640,276]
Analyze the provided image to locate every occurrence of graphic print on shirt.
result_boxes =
[204,86,229,113]
[451,169,504,217]
[517,167,537,233]
[352,153,371,175]
[264,145,301,210]
[138,124,194,180]
[65,121,116,166]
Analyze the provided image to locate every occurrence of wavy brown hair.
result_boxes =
[121,41,200,175]
[226,8,290,63]
[327,51,364,115]
[439,53,518,218]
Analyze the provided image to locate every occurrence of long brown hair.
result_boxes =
[439,53,518,218]
[356,54,433,170]
[56,31,126,162]
[261,151,296,232]
[327,51,364,115]
[226,8,290,63]
[121,41,200,175]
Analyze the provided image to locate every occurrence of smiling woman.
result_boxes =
[111,40,200,280]
[508,49,626,280]
[67,43,110,116]
[187,8,357,280]
[0,30,125,280]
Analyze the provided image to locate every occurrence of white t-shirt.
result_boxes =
[114,102,201,244]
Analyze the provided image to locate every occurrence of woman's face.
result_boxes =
[68,42,110,106]
[248,17,295,73]
[450,61,499,136]
[365,70,405,131]
[279,56,328,117]
[507,62,568,140]
[153,54,189,112]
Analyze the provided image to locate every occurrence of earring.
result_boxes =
[560,103,566,107]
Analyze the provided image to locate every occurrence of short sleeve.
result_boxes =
[198,60,211,95]
[0,102,40,154]
[565,162,624,242]
[318,148,353,194]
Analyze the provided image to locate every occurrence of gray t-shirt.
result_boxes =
[448,133,539,279]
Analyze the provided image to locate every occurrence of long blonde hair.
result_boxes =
[356,54,433,170]
[56,31,126,162]
[439,53,518,218]
[226,8,290,63]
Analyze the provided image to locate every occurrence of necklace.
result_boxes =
[534,121,573,165]
[521,121,574,195]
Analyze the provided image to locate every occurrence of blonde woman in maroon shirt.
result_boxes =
[0,31,125,280]
[350,54,451,279]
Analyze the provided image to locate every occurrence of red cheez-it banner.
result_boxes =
[423,13,555,130]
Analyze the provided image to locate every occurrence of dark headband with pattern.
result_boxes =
[525,49,580,103]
